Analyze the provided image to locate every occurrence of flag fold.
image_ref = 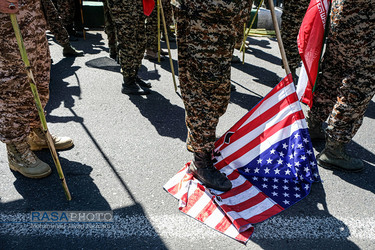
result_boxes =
[164,75,321,243]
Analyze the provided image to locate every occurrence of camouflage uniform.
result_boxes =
[235,0,253,48]
[55,0,76,31]
[280,0,310,71]
[105,0,147,78]
[308,0,375,143]
[102,0,117,56]
[175,0,243,152]
[0,0,51,143]
[145,7,158,52]
[41,0,70,46]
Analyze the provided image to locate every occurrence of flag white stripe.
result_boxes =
[226,198,277,221]
[238,82,297,131]
[217,121,304,173]
[203,207,225,229]
[217,99,303,162]
[219,183,261,206]
[185,189,213,219]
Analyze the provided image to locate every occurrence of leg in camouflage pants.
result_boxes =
[105,0,146,79]
[280,0,310,72]
[102,0,117,58]
[308,0,375,144]
[176,1,242,153]
[0,0,50,144]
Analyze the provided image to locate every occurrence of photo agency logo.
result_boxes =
[30,211,114,223]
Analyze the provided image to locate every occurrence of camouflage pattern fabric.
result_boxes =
[145,7,158,51]
[175,0,243,153]
[105,0,147,78]
[0,0,51,143]
[280,0,310,71]
[55,0,75,30]
[41,0,70,46]
[145,0,174,52]
[102,0,117,55]
[308,0,375,143]
[235,0,253,48]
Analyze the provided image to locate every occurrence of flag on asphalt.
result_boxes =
[164,74,321,243]
[296,0,331,107]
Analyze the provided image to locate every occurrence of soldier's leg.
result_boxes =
[176,10,235,191]
[56,0,75,35]
[281,0,310,75]
[103,0,117,59]
[106,0,149,95]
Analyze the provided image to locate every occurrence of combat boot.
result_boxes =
[135,76,152,88]
[27,128,74,151]
[317,137,364,172]
[306,115,325,140]
[189,152,232,192]
[7,141,51,178]
[122,77,150,95]
[62,44,84,57]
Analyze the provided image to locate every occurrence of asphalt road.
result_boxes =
[0,30,374,250]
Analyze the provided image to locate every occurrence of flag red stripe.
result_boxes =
[235,227,254,242]
[220,192,267,213]
[180,188,205,213]
[218,179,254,200]
[195,198,218,222]
[215,75,294,147]
[247,204,284,223]
[217,91,299,153]
[216,110,305,170]
[214,215,233,232]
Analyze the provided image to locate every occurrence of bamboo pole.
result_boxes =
[157,0,161,62]
[10,14,71,201]
[239,0,264,53]
[159,0,177,92]
[268,0,291,75]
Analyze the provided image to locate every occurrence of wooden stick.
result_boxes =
[268,0,291,75]
[157,0,161,62]
[79,0,86,39]
[10,14,71,201]
[159,0,177,92]
[239,0,264,52]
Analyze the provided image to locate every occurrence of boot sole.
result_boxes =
[9,163,52,179]
[317,159,364,173]
[29,142,74,151]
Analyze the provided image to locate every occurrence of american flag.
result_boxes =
[164,75,321,243]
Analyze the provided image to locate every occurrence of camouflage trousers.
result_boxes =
[56,0,76,30]
[145,0,174,52]
[280,0,310,70]
[308,0,375,143]
[0,0,51,143]
[42,0,70,46]
[105,0,146,78]
[103,0,117,54]
[235,0,253,48]
[176,2,241,153]
[145,7,158,51]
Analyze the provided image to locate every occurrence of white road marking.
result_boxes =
[0,213,374,240]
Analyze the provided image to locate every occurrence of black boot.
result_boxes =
[189,152,232,192]
[135,76,152,88]
[121,77,150,95]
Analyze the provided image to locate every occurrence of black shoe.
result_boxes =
[135,76,152,88]
[62,44,84,57]
[121,77,150,95]
[189,152,232,192]
[231,84,236,92]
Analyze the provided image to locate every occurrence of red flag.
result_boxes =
[297,0,331,108]
[143,0,155,16]
[164,75,320,243]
